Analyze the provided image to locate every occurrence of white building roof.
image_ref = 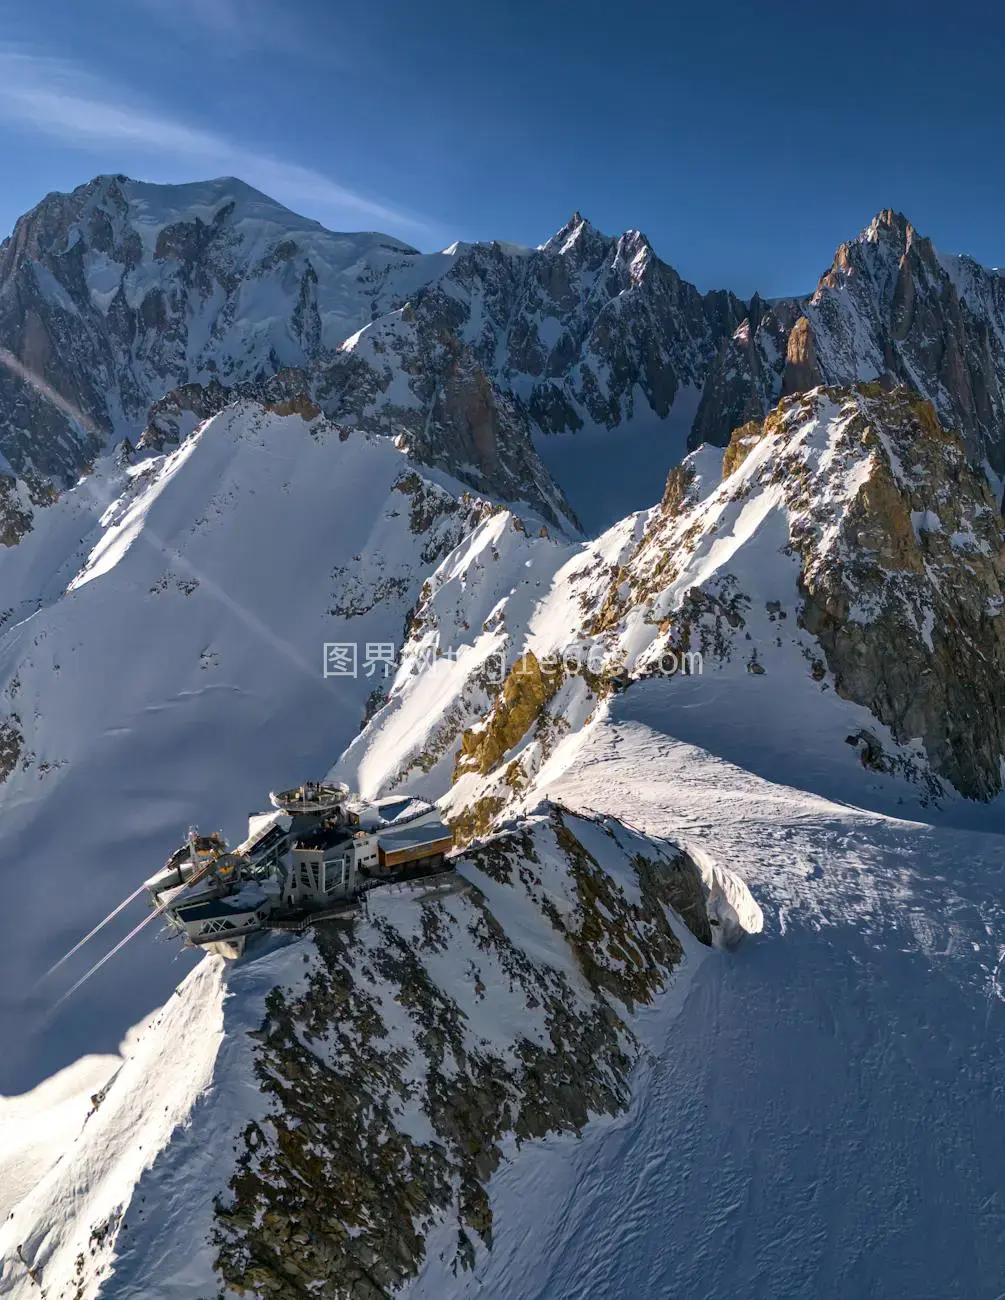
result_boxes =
[352,795,438,830]
[236,810,292,855]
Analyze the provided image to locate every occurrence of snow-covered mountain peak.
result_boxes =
[859,206,916,246]
[0,176,751,534]
[611,227,654,280]
[819,207,940,298]
[120,174,419,250]
[0,174,462,488]
[12,172,420,266]
[540,210,611,262]
[539,211,655,280]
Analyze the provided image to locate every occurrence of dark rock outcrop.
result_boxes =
[690,298,804,449]
[691,210,1005,474]
[137,368,317,451]
[730,384,1005,798]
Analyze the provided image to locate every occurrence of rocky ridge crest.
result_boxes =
[0,177,746,536]
[337,383,1005,811]
[693,211,1005,476]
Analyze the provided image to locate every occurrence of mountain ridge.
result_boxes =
[693,206,1005,478]
[8,174,1005,542]
[4,176,1005,1300]
[0,175,747,526]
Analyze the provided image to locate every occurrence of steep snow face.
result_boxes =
[693,209,1005,473]
[334,382,1005,837]
[0,956,233,1300]
[0,401,505,1094]
[0,1052,119,1221]
[0,175,453,483]
[0,805,716,1300]
[493,698,1005,1300]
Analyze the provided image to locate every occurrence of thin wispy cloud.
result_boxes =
[0,48,435,240]
[130,0,326,61]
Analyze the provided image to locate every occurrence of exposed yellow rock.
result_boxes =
[455,651,564,778]
[661,459,696,515]
[780,315,822,396]
[262,392,321,421]
[722,418,766,479]
[450,795,507,846]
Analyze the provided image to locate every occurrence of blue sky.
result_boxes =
[0,0,1001,296]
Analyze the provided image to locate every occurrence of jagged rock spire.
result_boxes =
[541,211,610,258]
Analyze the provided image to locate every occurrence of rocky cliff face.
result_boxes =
[689,294,805,450]
[0,174,426,485]
[691,211,1005,475]
[785,385,1005,798]
[337,381,1005,806]
[316,312,579,527]
[393,213,746,437]
[678,383,1005,798]
[0,802,727,1300]
[0,178,746,528]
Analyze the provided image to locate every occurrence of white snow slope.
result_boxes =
[4,378,1005,1298]
[419,691,1005,1300]
[0,400,518,1096]
[6,684,1005,1299]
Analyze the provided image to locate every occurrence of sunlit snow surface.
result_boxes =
[404,689,1005,1300]
[0,1053,118,1221]
[4,381,1005,1295]
[0,405,490,1093]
